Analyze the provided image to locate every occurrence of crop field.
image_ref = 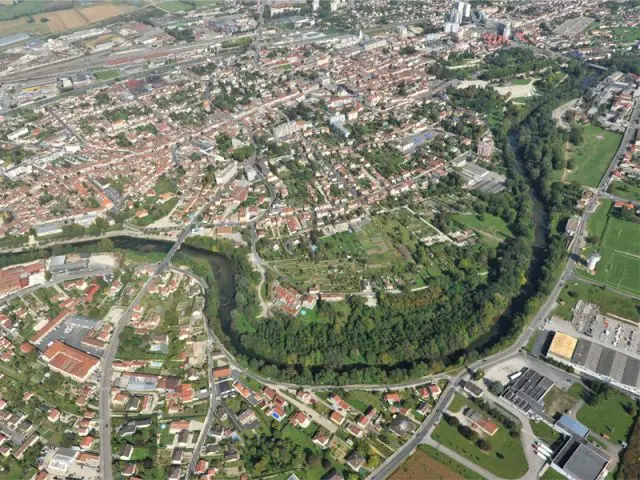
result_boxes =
[390,448,468,480]
[566,125,621,187]
[0,3,135,36]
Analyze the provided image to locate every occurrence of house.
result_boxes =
[346,451,366,471]
[330,411,345,426]
[328,394,349,412]
[461,380,483,398]
[48,409,60,423]
[465,408,498,436]
[79,436,94,451]
[195,459,209,474]
[290,411,311,429]
[212,366,231,379]
[384,392,401,404]
[313,430,330,448]
[120,444,134,461]
[427,384,442,399]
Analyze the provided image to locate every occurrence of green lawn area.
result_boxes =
[566,125,621,187]
[452,213,512,245]
[610,27,640,43]
[609,180,640,202]
[158,1,194,12]
[448,393,468,413]
[554,279,640,323]
[432,414,528,479]
[581,206,640,295]
[93,69,120,81]
[344,390,383,413]
[576,389,636,443]
[541,468,567,480]
[511,78,532,85]
[282,424,318,451]
[530,420,562,446]
[418,445,485,479]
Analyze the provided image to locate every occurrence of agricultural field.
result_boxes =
[390,445,483,480]
[0,3,135,36]
[609,27,640,43]
[565,125,621,187]
[452,212,512,246]
[581,201,640,295]
[157,1,196,12]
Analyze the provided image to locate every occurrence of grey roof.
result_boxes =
[563,442,609,480]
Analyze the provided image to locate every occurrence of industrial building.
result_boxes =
[547,331,640,396]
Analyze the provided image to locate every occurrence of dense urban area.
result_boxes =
[0,0,638,479]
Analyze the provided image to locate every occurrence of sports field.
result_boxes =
[566,125,621,187]
[582,200,640,295]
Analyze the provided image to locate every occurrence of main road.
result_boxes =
[98,201,210,480]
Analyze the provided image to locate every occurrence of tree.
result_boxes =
[473,369,485,381]
[569,124,584,145]
[477,438,492,451]
[489,381,504,396]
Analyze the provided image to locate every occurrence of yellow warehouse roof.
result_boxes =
[549,332,578,360]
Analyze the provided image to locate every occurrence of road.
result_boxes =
[98,201,209,480]
[369,98,639,480]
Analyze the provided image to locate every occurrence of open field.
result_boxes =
[432,412,528,479]
[543,386,579,418]
[93,69,120,81]
[609,27,640,43]
[554,279,640,323]
[576,389,635,443]
[0,3,135,36]
[158,1,195,12]
[565,125,622,187]
[390,446,481,480]
[609,180,640,202]
[452,213,511,246]
[587,218,640,296]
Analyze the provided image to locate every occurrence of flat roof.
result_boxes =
[563,442,609,480]
[549,332,578,360]
[557,414,589,438]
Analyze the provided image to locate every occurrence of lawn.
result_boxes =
[530,420,562,446]
[584,213,640,296]
[158,1,194,12]
[610,27,640,43]
[94,69,120,81]
[511,78,533,85]
[609,180,640,202]
[282,424,318,451]
[390,445,484,480]
[541,468,567,480]
[452,213,512,245]
[448,393,468,413]
[576,389,635,443]
[566,125,622,187]
[344,390,383,413]
[432,414,528,479]
[554,279,640,323]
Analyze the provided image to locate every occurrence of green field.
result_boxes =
[581,200,640,295]
[530,420,562,446]
[158,1,195,12]
[610,27,640,43]
[576,389,635,443]
[452,213,512,245]
[94,69,120,81]
[609,180,640,202]
[511,78,533,85]
[566,125,622,187]
[432,414,528,478]
[554,279,640,323]
[448,393,468,413]
[344,390,383,413]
